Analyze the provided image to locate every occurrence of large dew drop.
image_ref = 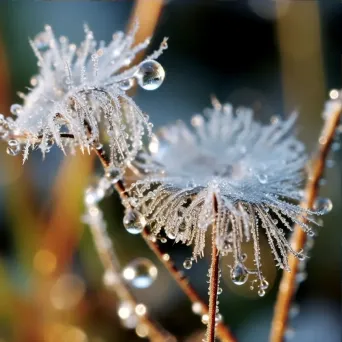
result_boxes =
[123,209,146,234]
[135,60,165,91]
[230,263,248,285]
[122,258,158,289]
[313,197,333,214]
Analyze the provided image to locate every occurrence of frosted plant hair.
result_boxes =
[127,101,330,296]
[1,23,167,165]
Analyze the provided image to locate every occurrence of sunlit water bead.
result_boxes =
[6,140,21,156]
[10,104,22,116]
[117,301,138,329]
[183,258,193,270]
[123,209,146,234]
[192,302,204,315]
[84,186,105,206]
[230,263,248,285]
[313,197,333,214]
[135,60,165,91]
[122,258,158,289]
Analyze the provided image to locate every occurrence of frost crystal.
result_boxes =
[2,23,167,164]
[128,101,322,294]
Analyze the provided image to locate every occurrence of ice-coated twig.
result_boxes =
[269,98,342,342]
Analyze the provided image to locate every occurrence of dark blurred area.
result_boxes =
[0,1,341,342]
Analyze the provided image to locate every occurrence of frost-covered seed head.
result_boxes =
[128,101,324,295]
[3,23,167,165]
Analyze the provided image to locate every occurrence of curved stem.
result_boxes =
[269,100,342,342]
[206,194,220,342]
[207,226,220,342]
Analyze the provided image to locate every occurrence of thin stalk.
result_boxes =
[206,195,220,342]
[269,100,342,342]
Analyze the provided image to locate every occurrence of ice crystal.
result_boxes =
[2,23,167,164]
[128,101,324,294]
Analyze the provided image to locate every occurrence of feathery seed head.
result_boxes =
[2,23,167,165]
[128,101,326,295]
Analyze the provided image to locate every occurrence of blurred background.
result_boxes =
[0,1,341,341]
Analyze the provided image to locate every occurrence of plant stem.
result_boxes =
[206,195,220,342]
[269,100,342,342]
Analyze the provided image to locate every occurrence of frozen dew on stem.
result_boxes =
[122,257,158,289]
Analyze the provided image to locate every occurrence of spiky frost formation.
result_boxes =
[127,102,323,295]
[1,24,167,164]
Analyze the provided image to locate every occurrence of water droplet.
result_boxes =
[105,165,121,184]
[215,313,222,323]
[191,302,203,315]
[217,287,223,295]
[10,104,22,116]
[201,314,209,325]
[123,209,146,234]
[258,288,266,297]
[136,323,149,338]
[183,258,193,270]
[117,301,133,320]
[162,253,170,261]
[166,231,176,239]
[119,78,135,91]
[135,60,165,91]
[230,263,248,285]
[313,198,333,214]
[135,303,147,316]
[6,140,20,156]
[122,258,158,289]
[84,186,104,205]
[257,174,268,184]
